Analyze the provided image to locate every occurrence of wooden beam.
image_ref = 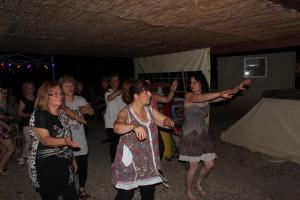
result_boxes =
[211,35,300,56]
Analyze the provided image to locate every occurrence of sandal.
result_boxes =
[78,190,91,200]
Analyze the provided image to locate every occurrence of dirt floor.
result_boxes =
[0,107,299,200]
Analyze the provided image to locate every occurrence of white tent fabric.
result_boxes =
[221,98,300,164]
[134,48,211,84]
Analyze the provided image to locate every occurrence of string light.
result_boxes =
[0,63,52,71]
[0,55,54,76]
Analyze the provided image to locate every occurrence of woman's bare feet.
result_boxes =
[194,185,208,197]
[186,190,197,200]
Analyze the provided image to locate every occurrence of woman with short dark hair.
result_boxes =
[113,79,174,200]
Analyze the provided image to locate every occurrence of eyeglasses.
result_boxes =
[48,92,64,97]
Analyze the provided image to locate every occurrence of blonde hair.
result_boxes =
[34,81,62,111]
[58,75,76,87]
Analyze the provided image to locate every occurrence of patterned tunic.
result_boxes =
[112,105,162,190]
[179,102,217,162]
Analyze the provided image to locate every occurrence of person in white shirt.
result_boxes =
[104,74,126,163]
[59,76,94,200]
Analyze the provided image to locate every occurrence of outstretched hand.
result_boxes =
[220,89,236,99]
[238,79,251,91]
[163,118,175,128]
[170,80,178,91]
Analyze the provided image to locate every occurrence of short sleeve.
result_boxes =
[34,109,49,130]
[78,96,89,107]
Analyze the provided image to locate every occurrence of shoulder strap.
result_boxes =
[125,105,140,124]
[123,106,132,124]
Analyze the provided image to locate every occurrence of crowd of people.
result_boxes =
[0,72,251,200]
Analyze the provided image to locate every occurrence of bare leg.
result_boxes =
[195,160,214,197]
[186,162,199,200]
[0,139,15,173]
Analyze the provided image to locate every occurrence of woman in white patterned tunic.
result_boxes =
[179,72,251,200]
[113,79,174,200]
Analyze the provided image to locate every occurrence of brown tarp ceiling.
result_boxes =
[0,0,300,57]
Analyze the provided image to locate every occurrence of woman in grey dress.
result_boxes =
[179,72,250,200]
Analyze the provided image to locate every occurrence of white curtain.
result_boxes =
[134,48,211,85]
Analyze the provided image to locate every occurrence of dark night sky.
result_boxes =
[1,47,299,96]
[54,56,134,83]
[0,54,134,97]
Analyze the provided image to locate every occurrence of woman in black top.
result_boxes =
[0,84,15,175]
[27,81,79,200]
[17,81,35,165]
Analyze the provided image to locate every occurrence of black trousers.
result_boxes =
[37,157,78,200]
[107,128,120,163]
[75,154,88,188]
[115,185,155,200]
